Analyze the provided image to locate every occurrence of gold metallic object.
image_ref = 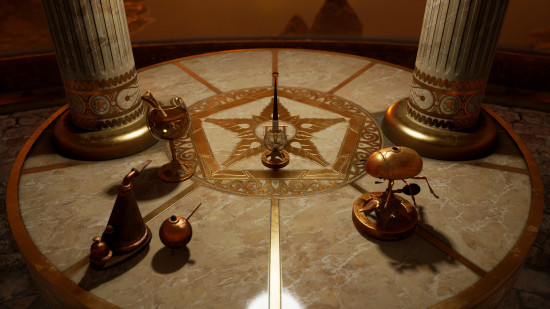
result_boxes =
[53,110,157,161]
[183,86,380,196]
[382,99,496,160]
[144,92,194,182]
[90,160,152,268]
[262,72,290,169]
[352,146,439,241]
[159,203,203,249]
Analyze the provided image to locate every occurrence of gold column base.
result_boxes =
[54,110,157,161]
[382,99,496,161]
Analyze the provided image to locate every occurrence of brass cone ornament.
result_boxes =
[262,72,290,169]
[382,0,510,160]
[90,160,152,268]
[42,0,156,160]
[352,146,439,240]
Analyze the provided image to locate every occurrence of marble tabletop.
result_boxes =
[7,49,543,308]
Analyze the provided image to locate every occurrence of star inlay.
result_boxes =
[205,98,346,168]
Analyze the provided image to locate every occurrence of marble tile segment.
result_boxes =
[335,63,412,113]
[279,185,479,309]
[18,150,195,271]
[70,186,270,309]
[21,123,77,170]
[137,63,216,107]
[406,158,531,272]
[179,50,273,92]
[277,50,371,92]
[354,155,532,273]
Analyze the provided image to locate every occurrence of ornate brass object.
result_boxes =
[262,72,290,169]
[352,146,439,240]
[159,203,202,249]
[143,92,195,182]
[90,160,152,268]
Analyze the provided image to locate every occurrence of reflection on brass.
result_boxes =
[145,93,195,182]
[177,86,382,197]
[53,108,157,160]
[262,72,290,170]
[262,149,290,169]
[353,192,418,241]
[159,203,202,249]
[383,99,496,160]
[90,160,152,268]
[353,146,439,241]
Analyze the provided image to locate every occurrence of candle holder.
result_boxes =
[352,146,439,240]
[143,92,194,182]
[262,72,290,169]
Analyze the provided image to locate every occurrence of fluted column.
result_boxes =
[42,0,156,160]
[383,0,509,160]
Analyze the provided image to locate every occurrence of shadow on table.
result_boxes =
[77,245,150,291]
[151,247,194,274]
[105,168,181,201]
[364,205,457,274]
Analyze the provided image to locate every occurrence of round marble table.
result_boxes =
[7,49,543,308]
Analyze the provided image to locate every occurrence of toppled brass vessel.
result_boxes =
[159,203,202,250]
[90,160,153,268]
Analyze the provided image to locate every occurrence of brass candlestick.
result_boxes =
[352,146,439,240]
[262,72,289,169]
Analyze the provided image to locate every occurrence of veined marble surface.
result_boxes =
[13,49,537,308]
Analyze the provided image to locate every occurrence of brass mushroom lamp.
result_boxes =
[352,146,439,240]
[261,72,290,169]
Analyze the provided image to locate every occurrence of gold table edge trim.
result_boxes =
[4,50,544,309]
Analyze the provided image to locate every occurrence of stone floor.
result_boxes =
[0,103,548,309]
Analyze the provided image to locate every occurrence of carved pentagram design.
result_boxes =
[173,86,383,197]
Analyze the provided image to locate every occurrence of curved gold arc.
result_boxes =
[6,105,118,308]
[430,106,545,308]
[5,49,544,308]
[382,99,496,160]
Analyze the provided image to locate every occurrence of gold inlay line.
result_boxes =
[328,61,377,94]
[269,198,281,309]
[62,257,89,277]
[415,224,487,277]
[463,161,529,174]
[21,147,164,175]
[348,182,369,194]
[21,162,81,175]
[143,181,202,223]
[174,62,222,94]
[62,182,202,277]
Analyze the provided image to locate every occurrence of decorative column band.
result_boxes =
[63,68,142,130]
[408,0,510,130]
[407,68,486,130]
[42,0,142,131]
